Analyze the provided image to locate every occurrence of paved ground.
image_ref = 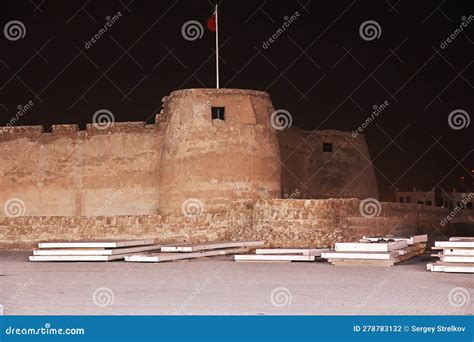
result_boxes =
[0,251,472,315]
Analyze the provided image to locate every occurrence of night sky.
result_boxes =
[0,0,472,200]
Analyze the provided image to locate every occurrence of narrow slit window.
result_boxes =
[212,107,225,121]
[322,143,333,153]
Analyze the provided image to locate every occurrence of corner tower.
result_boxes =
[158,88,281,214]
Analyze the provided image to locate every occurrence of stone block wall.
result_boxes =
[0,199,457,250]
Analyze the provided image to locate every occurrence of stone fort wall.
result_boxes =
[0,120,165,217]
[279,127,379,200]
[0,89,382,218]
[0,199,454,249]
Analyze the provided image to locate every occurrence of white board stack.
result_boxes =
[29,239,162,262]
[234,248,330,262]
[427,237,474,273]
[125,240,264,263]
[321,235,427,266]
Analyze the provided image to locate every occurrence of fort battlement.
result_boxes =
[0,121,161,143]
[0,88,376,218]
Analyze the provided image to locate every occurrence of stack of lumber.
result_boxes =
[321,235,427,266]
[234,248,329,262]
[29,239,161,262]
[125,240,264,263]
[428,237,474,273]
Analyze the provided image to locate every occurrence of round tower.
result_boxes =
[158,88,281,214]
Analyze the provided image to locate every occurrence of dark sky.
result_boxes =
[0,0,472,200]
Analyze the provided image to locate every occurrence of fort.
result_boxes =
[0,88,459,249]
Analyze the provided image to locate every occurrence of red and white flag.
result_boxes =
[208,5,219,88]
[207,8,217,32]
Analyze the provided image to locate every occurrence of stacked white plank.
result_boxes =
[125,240,264,263]
[428,237,474,273]
[321,235,427,266]
[234,248,329,262]
[29,239,162,262]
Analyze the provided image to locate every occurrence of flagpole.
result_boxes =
[215,4,219,89]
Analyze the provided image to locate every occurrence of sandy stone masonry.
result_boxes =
[0,199,455,249]
[158,88,281,214]
[0,87,465,248]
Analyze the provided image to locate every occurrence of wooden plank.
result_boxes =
[330,259,394,266]
[393,248,425,263]
[33,244,163,256]
[362,235,427,245]
[125,247,249,263]
[234,254,315,262]
[443,248,474,256]
[321,251,398,260]
[434,241,474,248]
[38,239,155,249]
[255,248,329,256]
[29,254,126,261]
[161,240,264,252]
[335,241,407,252]
[428,262,474,273]
[397,243,426,255]
[440,255,474,263]
[449,237,474,241]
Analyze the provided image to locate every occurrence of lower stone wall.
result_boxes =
[0,199,460,250]
[241,199,454,247]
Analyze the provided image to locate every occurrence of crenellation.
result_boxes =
[0,125,44,142]
[85,121,146,135]
[52,124,79,137]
